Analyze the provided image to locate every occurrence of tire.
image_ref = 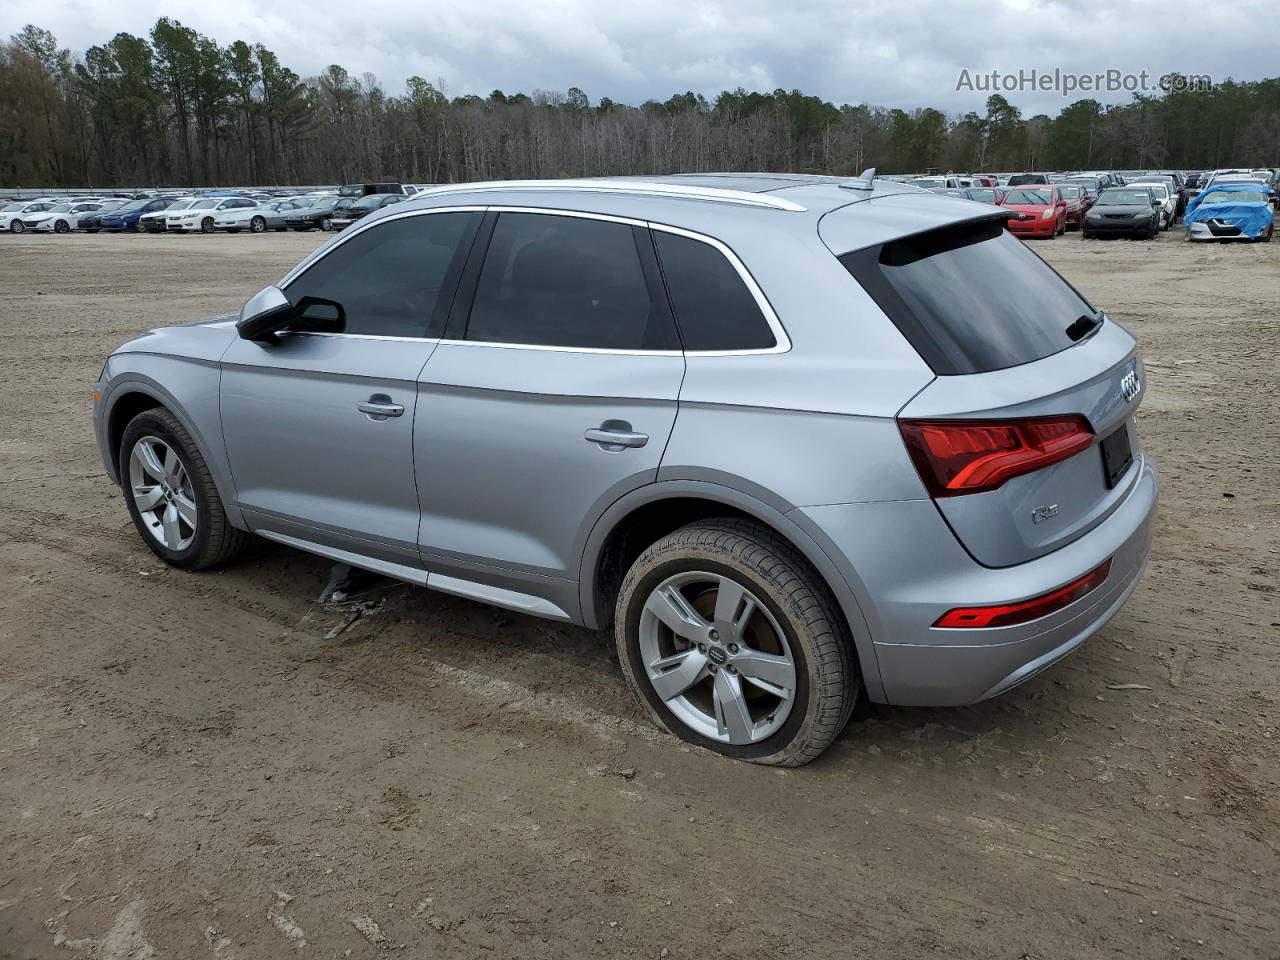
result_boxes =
[10,221,24,234]
[134,220,146,233]
[54,220,69,234]
[1262,225,1274,243]
[321,218,333,231]
[119,408,248,570]
[200,217,215,234]
[250,216,266,233]
[615,519,858,766]
[1082,227,1093,239]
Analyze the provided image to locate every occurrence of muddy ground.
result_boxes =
[0,227,1277,960]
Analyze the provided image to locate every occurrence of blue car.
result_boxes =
[100,197,178,233]
[1184,182,1274,242]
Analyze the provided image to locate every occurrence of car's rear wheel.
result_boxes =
[250,216,266,233]
[615,519,857,766]
[54,220,69,234]
[120,408,247,570]
[200,217,215,234]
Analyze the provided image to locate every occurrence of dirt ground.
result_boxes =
[0,226,1277,960]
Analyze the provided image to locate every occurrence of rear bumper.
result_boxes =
[794,456,1158,706]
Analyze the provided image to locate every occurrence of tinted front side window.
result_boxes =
[840,219,1095,375]
[466,213,675,350]
[653,231,775,351]
[286,212,478,338]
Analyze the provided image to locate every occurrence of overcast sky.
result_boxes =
[5,0,1273,116]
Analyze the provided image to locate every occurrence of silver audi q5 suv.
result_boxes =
[93,173,1158,765]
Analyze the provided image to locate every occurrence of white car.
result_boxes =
[166,197,259,234]
[1,201,57,233]
[212,199,305,233]
[140,198,195,232]
[909,176,962,190]
[23,201,110,234]
[1130,181,1176,229]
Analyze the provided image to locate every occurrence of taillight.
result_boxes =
[934,559,1112,628]
[899,415,1094,497]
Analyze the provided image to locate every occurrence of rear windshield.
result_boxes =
[839,218,1097,375]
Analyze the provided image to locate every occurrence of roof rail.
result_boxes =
[415,179,808,212]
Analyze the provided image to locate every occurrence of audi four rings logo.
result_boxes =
[1120,369,1140,402]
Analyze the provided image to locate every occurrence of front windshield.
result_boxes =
[118,200,149,212]
[968,189,997,202]
[913,179,945,189]
[311,198,340,210]
[49,203,72,213]
[1004,188,1052,204]
[100,200,125,209]
[190,199,219,209]
[1137,184,1168,198]
[2,203,25,212]
[1204,190,1266,204]
[1059,186,1082,198]
[1099,190,1152,205]
[353,195,384,208]
[166,200,195,211]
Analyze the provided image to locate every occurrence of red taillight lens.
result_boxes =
[899,415,1094,497]
[934,559,1112,629]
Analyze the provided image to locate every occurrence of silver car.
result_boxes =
[92,174,1158,765]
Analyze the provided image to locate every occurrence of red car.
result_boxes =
[1056,184,1088,228]
[1000,185,1067,238]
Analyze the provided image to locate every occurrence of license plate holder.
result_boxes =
[1100,423,1133,488]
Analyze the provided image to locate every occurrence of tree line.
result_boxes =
[3,20,1279,188]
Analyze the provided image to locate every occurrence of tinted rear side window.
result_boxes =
[839,219,1095,375]
[653,231,775,351]
[466,212,677,350]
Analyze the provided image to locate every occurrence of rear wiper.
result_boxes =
[1065,310,1103,342]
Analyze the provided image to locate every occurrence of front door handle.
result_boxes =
[357,395,404,420]
[585,420,649,450]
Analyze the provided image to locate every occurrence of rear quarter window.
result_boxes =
[653,231,776,352]
[839,218,1097,375]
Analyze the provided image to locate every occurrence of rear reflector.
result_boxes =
[899,415,1094,497]
[934,559,1112,629]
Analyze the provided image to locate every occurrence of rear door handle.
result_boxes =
[585,421,649,450]
[357,395,404,419]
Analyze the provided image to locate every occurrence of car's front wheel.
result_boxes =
[321,218,333,231]
[120,408,247,570]
[10,220,24,234]
[133,220,147,233]
[200,217,215,234]
[615,519,857,766]
[54,220,70,234]
[250,216,266,233]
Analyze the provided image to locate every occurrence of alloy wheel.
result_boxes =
[11,221,24,233]
[251,217,265,233]
[639,571,797,745]
[128,436,197,552]
[55,220,69,234]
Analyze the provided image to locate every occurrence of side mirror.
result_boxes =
[237,284,346,343]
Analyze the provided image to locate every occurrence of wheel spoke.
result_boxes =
[164,449,184,487]
[173,492,197,527]
[161,504,182,549]
[648,648,710,702]
[644,585,709,641]
[713,577,755,640]
[133,484,164,511]
[712,670,755,744]
[734,650,796,698]
[135,441,166,482]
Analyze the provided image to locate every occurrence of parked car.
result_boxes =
[1184,184,1274,241]
[962,187,1007,205]
[1128,181,1177,229]
[140,198,195,232]
[1081,187,1162,239]
[213,199,308,233]
[167,197,259,233]
[284,196,359,231]
[1,200,56,232]
[329,193,405,230]
[909,176,962,190]
[337,182,411,198]
[76,200,128,232]
[1007,173,1049,185]
[22,201,110,233]
[100,198,177,232]
[1056,184,1087,229]
[91,174,1157,766]
[1002,186,1067,238]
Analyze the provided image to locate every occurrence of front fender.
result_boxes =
[576,479,887,703]
[97,360,244,530]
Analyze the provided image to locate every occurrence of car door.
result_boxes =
[219,208,482,569]
[414,210,685,617]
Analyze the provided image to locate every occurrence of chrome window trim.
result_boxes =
[274,203,791,355]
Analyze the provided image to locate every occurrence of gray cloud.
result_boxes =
[4,0,1273,115]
